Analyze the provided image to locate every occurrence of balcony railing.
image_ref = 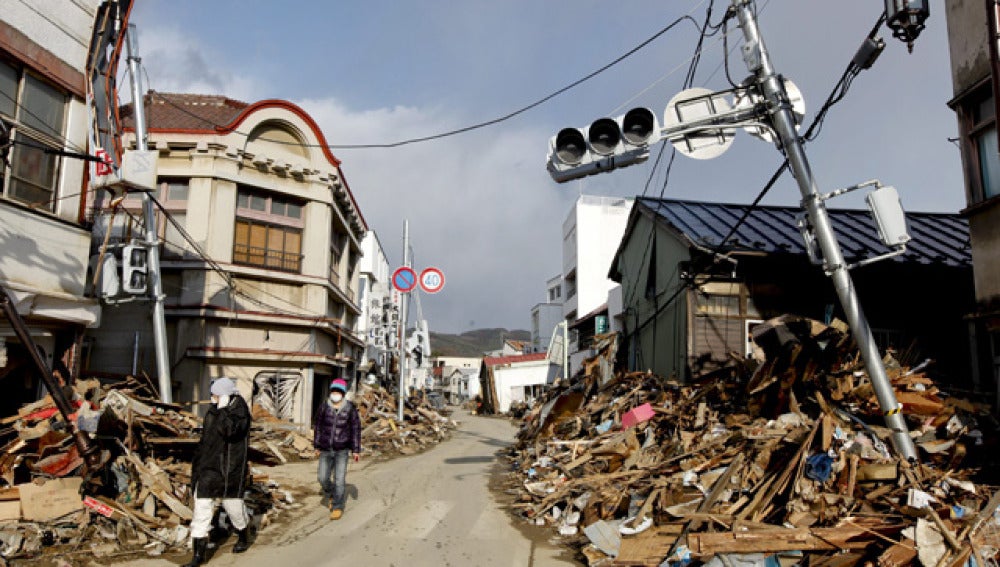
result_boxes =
[233,244,302,273]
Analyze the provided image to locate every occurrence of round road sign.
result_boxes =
[419,267,445,294]
[392,266,417,293]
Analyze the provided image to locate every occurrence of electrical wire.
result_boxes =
[623,0,720,316]
[626,5,887,349]
[0,90,88,154]
[141,12,705,150]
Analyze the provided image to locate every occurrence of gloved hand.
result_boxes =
[216,394,230,408]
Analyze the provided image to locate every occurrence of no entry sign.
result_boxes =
[392,266,417,293]
[419,267,445,294]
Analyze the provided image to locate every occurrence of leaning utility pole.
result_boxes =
[733,0,917,461]
[125,25,172,403]
[397,220,410,421]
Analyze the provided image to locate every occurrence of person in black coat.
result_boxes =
[184,377,252,567]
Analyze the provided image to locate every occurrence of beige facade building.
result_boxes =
[945,2,1000,401]
[87,92,366,426]
[0,2,103,415]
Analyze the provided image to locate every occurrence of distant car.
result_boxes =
[426,391,447,411]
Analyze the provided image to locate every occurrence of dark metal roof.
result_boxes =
[635,197,972,268]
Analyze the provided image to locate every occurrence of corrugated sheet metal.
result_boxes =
[636,197,972,268]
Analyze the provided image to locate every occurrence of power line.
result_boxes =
[625,6,887,354]
[143,12,705,151]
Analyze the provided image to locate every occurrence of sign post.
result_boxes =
[392,266,417,294]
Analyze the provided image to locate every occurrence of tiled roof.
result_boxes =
[635,197,972,268]
[482,352,549,367]
[121,92,249,131]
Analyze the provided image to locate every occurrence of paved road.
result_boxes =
[132,410,577,567]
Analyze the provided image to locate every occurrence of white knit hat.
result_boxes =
[210,377,238,397]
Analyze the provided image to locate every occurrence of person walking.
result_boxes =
[313,378,361,520]
[184,377,252,567]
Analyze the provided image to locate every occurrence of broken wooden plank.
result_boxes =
[687,525,878,555]
[125,453,193,520]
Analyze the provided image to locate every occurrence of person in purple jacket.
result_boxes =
[313,378,361,520]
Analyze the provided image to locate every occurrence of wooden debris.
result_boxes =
[503,317,1000,566]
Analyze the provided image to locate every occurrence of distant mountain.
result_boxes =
[429,328,531,358]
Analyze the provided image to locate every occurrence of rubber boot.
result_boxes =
[232,528,251,553]
[183,538,208,567]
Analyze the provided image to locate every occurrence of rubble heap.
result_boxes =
[354,385,458,459]
[0,376,309,561]
[506,316,1000,567]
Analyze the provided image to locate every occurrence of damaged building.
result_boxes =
[610,197,975,389]
[0,2,104,415]
[85,92,367,426]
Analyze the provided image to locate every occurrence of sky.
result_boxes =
[128,0,962,334]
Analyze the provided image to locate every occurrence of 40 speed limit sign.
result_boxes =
[419,267,445,294]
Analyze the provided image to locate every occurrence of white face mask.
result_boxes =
[329,392,344,403]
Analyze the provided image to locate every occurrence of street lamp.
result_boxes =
[884,0,929,52]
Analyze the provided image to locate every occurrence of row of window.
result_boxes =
[123,182,358,278]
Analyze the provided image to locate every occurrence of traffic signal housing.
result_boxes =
[122,244,148,294]
[547,107,660,183]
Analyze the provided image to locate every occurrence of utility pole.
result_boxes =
[733,0,917,461]
[125,25,172,403]
[397,220,409,421]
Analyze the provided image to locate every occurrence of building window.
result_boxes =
[233,187,304,272]
[233,219,302,272]
[0,61,67,211]
[330,229,348,285]
[956,83,1000,204]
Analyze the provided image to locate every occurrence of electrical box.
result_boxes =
[866,186,910,247]
[120,150,159,192]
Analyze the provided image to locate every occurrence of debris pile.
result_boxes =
[505,316,1000,566]
[0,375,305,561]
[354,385,458,459]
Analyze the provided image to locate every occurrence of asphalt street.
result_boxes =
[128,409,577,567]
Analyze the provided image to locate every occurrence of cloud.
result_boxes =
[299,97,570,332]
[135,27,260,101]
[137,20,566,333]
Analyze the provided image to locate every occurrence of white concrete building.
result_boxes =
[561,195,632,373]
[530,274,564,353]
[0,1,104,414]
[448,367,480,401]
[429,355,479,400]
[479,352,554,413]
[358,231,393,383]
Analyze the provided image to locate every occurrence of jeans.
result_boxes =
[317,449,350,511]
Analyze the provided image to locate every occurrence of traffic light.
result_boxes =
[121,244,148,294]
[546,107,660,183]
[407,330,428,368]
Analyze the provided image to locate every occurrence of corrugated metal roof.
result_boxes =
[636,197,971,268]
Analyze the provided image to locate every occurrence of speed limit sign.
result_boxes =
[419,267,445,294]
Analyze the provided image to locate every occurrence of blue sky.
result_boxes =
[130,0,962,334]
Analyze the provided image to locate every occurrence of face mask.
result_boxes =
[329,392,344,403]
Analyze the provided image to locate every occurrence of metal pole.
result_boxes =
[397,220,409,421]
[0,288,101,469]
[733,0,917,461]
[562,321,569,381]
[125,25,172,403]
